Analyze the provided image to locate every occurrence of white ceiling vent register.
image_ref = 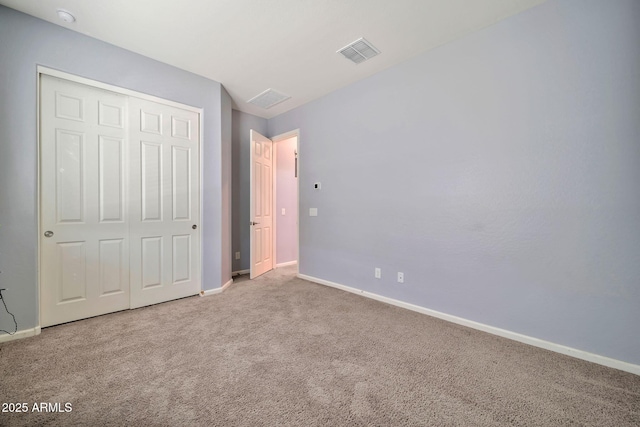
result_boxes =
[337,38,380,64]
[247,89,291,109]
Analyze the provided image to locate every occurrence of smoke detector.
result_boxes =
[247,89,291,110]
[337,38,380,64]
[57,9,76,23]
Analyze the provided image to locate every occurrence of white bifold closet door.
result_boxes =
[40,74,200,327]
[128,97,200,308]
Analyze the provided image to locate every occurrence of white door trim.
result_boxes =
[37,66,203,113]
[270,129,300,273]
[36,66,204,328]
[272,143,277,266]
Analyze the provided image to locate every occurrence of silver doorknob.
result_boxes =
[44,231,54,238]
[250,221,260,225]
[192,225,197,230]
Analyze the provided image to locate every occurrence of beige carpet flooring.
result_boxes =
[1,266,639,426]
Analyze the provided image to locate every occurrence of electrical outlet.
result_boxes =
[235,252,240,260]
[397,272,404,283]
[374,268,381,279]
[309,208,318,216]
[314,182,321,190]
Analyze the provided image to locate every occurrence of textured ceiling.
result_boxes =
[0,0,547,118]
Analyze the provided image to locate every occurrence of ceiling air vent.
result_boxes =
[337,37,380,64]
[247,89,291,109]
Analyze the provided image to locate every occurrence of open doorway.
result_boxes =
[273,132,299,271]
[247,129,299,279]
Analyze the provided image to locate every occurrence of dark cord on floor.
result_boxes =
[0,289,17,335]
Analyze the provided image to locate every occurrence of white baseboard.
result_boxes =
[298,274,640,376]
[200,279,233,297]
[0,326,41,344]
[276,260,298,268]
[232,269,250,276]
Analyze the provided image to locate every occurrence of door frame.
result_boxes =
[270,129,300,273]
[36,66,204,327]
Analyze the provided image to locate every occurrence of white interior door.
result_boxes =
[40,73,202,327]
[250,130,274,279]
[40,75,130,327]
[128,97,201,308]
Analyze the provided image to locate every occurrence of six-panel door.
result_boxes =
[128,97,200,309]
[40,75,131,327]
[40,75,201,326]
[250,130,274,279]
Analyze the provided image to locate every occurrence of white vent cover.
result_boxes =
[337,38,380,64]
[247,89,291,109]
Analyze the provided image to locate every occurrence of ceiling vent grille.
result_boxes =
[247,89,291,109]
[337,37,380,64]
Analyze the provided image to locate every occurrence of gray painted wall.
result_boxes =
[0,5,224,333]
[276,137,298,265]
[221,87,233,284]
[231,110,268,272]
[268,0,640,365]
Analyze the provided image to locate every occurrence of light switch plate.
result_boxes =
[282,208,286,215]
[309,208,318,216]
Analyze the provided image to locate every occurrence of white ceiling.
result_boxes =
[0,0,547,119]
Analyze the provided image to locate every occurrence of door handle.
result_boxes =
[44,231,54,238]
[250,221,260,226]
[192,225,197,230]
